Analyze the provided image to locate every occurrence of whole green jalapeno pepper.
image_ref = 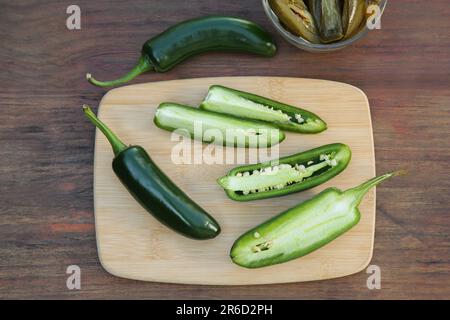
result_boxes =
[154,102,285,148]
[231,170,406,268]
[83,105,221,240]
[87,16,277,87]
[200,85,327,133]
[218,143,351,201]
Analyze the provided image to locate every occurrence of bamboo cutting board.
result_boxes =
[93,77,375,285]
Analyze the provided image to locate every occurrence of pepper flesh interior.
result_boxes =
[220,153,338,194]
[202,86,306,124]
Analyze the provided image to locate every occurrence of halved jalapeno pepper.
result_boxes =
[231,170,405,268]
[154,102,285,148]
[200,85,327,133]
[269,0,320,43]
[342,0,366,39]
[218,143,351,201]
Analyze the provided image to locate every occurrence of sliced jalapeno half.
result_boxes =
[231,170,405,268]
[154,103,285,148]
[269,0,320,43]
[218,143,351,201]
[200,85,327,133]
[342,0,366,39]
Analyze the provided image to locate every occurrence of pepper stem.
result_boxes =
[83,105,127,156]
[86,56,153,87]
[347,170,407,206]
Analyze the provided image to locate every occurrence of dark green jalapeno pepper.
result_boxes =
[231,170,406,268]
[200,85,327,133]
[218,143,351,201]
[154,102,285,148]
[83,105,220,240]
[308,0,344,43]
[87,16,277,87]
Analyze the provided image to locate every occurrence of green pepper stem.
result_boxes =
[347,170,407,207]
[83,105,127,156]
[86,56,153,87]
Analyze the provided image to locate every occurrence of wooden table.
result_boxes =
[1,0,449,299]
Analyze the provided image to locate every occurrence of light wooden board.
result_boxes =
[94,77,375,285]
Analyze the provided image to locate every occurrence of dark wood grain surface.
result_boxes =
[0,0,449,299]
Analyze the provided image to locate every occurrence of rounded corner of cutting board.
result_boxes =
[93,76,376,285]
[96,251,124,280]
